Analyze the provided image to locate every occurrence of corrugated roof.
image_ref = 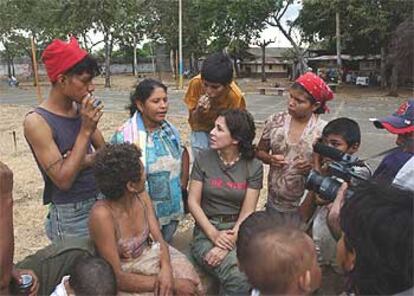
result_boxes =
[241,57,291,64]
[247,47,293,58]
[307,54,381,61]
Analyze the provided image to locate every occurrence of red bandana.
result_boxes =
[295,72,334,112]
[42,37,88,82]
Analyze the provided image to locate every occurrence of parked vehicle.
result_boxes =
[356,76,369,87]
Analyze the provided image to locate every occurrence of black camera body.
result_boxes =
[305,143,367,201]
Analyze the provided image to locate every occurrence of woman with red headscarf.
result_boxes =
[256,72,334,223]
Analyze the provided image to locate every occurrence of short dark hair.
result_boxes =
[237,211,285,262]
[219,109,256,159]
[323,117,361,147]
[340,182,413,295]
[290,82,325,114]
[201,52,233,85]
[69,256,117,296]
[93,143,143,200]
[236,211,312,295]
[237,211,302,264]
[128,78,168,117]
[64,55,100,78]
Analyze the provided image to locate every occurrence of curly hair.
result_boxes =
[219,109,256,159]
[340,181,413,295]
[93,143,143,200]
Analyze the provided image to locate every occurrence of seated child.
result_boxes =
[237,211,321,295]
[51,255,117,296]
[310,118,372,267]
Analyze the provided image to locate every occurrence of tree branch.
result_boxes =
[90,40,104,50]
[265,19,277,27]
[277,1,292,22]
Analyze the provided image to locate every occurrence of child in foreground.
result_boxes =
[51,256,117,296]
[237,212,321,295]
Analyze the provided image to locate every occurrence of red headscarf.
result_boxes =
[42,37,88,82]
[295,72,334,112]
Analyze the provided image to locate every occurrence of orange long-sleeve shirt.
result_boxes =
[184,75,246,132]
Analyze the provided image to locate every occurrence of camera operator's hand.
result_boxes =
[269,154,288,167]
[80,95,103,136]
[327,182,348,240]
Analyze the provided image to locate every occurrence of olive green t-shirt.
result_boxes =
[191,149,263,217]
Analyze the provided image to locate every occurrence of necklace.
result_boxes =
[217,150,241,167]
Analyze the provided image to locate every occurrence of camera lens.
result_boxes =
[305,170,343,202]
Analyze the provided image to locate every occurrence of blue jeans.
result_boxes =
[161,220,179,243]
[45,196,101,242]
[190,131,210,161]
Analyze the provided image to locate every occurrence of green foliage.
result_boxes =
[296,0,414,54]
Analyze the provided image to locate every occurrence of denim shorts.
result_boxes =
[161,220,179,243]
[190,131,210,161]
[45,195,102,242]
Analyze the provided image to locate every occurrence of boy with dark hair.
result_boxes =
[321,117,361,153]
[184,52,246,159]
[51,256,117,296]
[306,118,371,269]
[24,37,105,241]
[237,212,321,296]
[336,182,413,295]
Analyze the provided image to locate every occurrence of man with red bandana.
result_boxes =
[24,37,105,241]
[371,99,414,191]
[256,72,334,222]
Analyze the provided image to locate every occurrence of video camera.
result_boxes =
[305,142,368,201]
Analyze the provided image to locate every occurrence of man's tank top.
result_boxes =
[27,107,98,205]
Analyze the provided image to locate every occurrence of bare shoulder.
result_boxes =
[90,200,112,219]
[23,111,51,137]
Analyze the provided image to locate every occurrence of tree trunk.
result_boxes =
[389,64,399,96]
[336,11,342,83]
[132,35,137,76]
[6,58,11,77]
[233,56,240,78]
[104,31,111,88]
[380,46,387,89]
[193,54,199,73]
[28,50,37,86]
[293,52,307,79]
[189,53,194,74]
[11,59,15,77]
[261,45,266,82]
[170,49,176,79]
